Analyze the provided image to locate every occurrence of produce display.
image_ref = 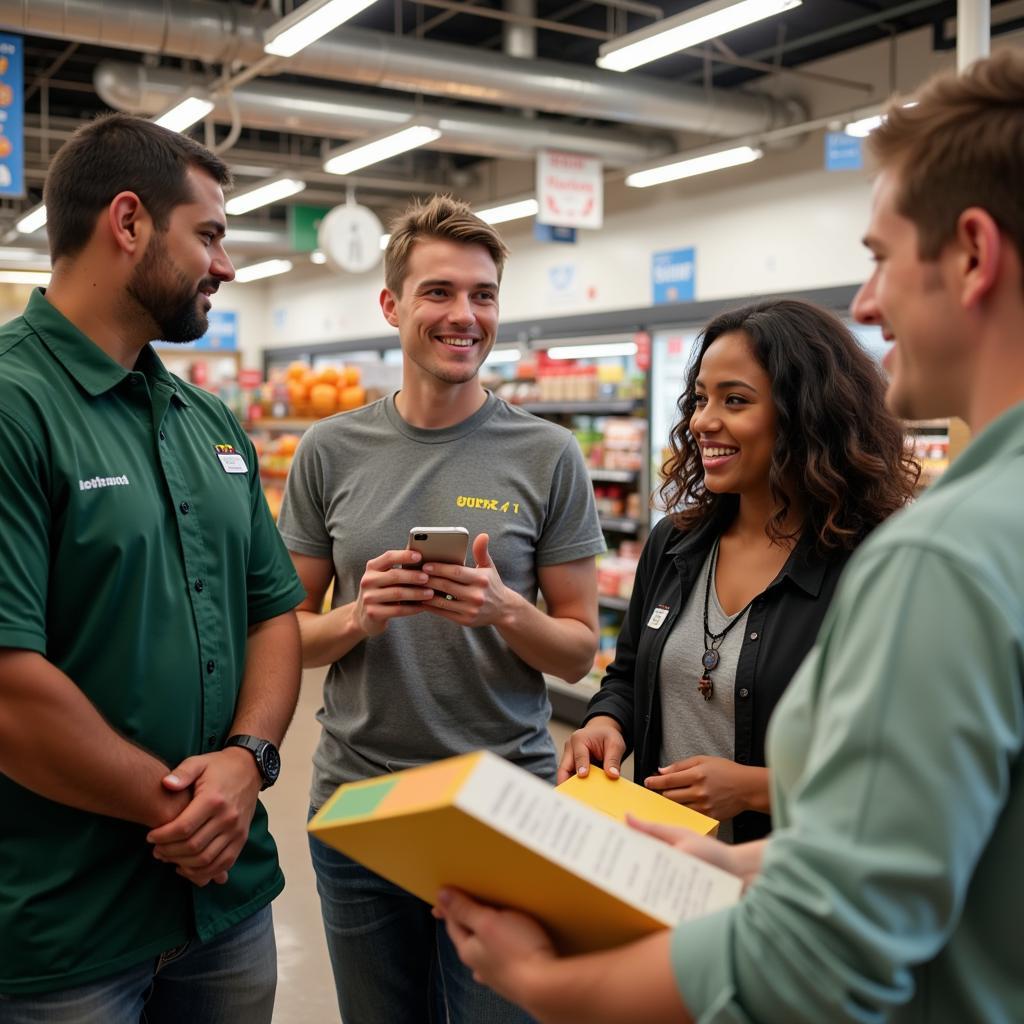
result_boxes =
[281,361,367,418]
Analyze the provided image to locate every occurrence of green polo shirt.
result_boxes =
[670,400,1024,1023]
[0,290,305,995]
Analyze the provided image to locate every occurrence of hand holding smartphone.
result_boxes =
[407,527,469,567]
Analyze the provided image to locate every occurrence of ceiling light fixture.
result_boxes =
[547,342,638,360]
[379,234,391,251]
[842,114,882,138]
[323,123,442,176]
[475,198,539,225]
[0,270,52,286]
[0,247,49,264]
[234,259,294,283]
[597,0,802,73]
[843,101,917,138]
[153,87,215,132]
[225,177,307,215]
[15,204,48,234]
[264,0,381,57]
[625,144,763,188]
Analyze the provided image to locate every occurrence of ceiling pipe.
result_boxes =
[93,61,673,167]
[0,0,800,136]
[503,0,537,60]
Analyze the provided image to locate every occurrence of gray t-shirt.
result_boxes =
[278,391,606,807]
[659,544,748,843]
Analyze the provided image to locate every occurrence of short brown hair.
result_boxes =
[44,113,231,262]
[869,48,1024,263]
[384,194,509,295]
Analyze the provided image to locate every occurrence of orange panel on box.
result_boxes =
[376,754,479,816]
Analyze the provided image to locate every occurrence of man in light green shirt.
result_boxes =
[432,50,1024,1024]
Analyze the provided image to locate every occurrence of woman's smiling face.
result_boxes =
[689,330,777,499]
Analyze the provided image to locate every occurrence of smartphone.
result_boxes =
[407,526,469,566]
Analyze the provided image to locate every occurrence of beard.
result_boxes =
[127,234,212,344]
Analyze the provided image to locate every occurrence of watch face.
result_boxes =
[261,744,281,783]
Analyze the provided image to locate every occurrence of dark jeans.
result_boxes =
[309,815,535,1024]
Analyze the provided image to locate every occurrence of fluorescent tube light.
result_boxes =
[843,114,882,138]
[483,348,522,365]
[547,342,638,360]
[153,89,215,133]
[0,270,52,285]
[475,198,539,225]
[15,204,47,234]
[323,124,442,176]
[379,233,391,251]
[225,177,306,215]
[598,0,801,73]
[0,247,49,263]
[264,0,380,57]
[234,259,294,283]
[844,101,918,138]
[625,144,762,189]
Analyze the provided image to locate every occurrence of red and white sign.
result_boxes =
[536,150,603,230]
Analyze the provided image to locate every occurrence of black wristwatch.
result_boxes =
[224,734,281,790]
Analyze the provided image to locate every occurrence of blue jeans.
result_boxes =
[309,819,535,1024]
[0,906,276,1024]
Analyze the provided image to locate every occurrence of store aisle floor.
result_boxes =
[264,669,604,1023]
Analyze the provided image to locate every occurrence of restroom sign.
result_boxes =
[536,150,603,229]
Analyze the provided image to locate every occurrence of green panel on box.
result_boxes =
[289,204,334,252]
[321,777,399,822]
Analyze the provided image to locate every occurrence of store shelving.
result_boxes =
[588,468,638,484]
[598,515,642,534]
[598,595,630,612]
[519,399,644,416]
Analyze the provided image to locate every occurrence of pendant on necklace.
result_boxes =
[701,648,720,672]
[698,674,714,701]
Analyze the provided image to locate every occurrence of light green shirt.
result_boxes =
[672,401,1024,1023]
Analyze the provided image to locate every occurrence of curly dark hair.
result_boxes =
[658,298,919,551]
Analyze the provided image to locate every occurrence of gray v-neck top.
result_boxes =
[658,544,750,843]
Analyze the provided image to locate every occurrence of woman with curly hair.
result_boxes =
[558,297,918,842]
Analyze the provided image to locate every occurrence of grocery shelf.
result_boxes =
[588,468,638,483]
[598,515,642,534]
[545,674,599,726]
[517,400,644,415]
[247,418,320,432]
[598,594,630,612]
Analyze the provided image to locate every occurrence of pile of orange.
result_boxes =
[285,362,366,418]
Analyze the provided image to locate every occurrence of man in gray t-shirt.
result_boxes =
[277,194,604,1024]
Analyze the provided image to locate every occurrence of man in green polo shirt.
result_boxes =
[0,115,304,1022]
[432,50,1024,1024]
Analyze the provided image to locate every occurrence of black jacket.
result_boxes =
[585,509,852,843]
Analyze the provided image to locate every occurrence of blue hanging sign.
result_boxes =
[651,247,695,305]
[825,132,864,172]
[0,34,24,198]
[533,221,577,244]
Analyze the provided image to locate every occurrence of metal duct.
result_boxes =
[93,62,673,167]
[0,0,796,136]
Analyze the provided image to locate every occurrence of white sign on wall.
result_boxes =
[536,150,603,229]
[318,203,384,274]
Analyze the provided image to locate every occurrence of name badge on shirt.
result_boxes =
[647,605,670,629]
[213,443,249,474]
